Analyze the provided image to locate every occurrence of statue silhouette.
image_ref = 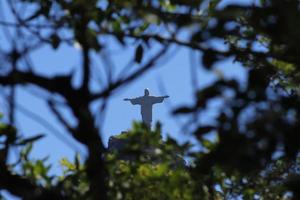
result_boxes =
[124,89,169,128]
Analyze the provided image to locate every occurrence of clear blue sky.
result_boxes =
[0,0,257,181]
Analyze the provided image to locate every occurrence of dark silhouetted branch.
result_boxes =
[0,70,73,98]
[0,163,64,200]
[91,46,169,100]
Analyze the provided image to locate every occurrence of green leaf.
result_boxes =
[135,44,144,63]
[194,126,215,139]
[21,143,33,159]
[50,34,60,49]
[74,153,81,170]
[202,49,217,69]
[172,107,194,114]
[201,138,215,150]
[60,157,76,171]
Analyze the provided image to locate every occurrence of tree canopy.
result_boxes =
[1,0,300,199]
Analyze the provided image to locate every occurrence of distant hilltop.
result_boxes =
[107,129,185,168]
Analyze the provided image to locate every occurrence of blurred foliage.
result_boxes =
[106,123,194,200]
[1,0,300,199]
[1,120,299,199]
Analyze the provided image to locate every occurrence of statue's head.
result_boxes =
[144,88,149,96]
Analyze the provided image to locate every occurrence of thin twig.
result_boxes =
[91,45,170,100]
[48,99,76,136]
[16,102,81,153]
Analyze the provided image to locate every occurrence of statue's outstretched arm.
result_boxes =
[152,95,169,104]
[124,97,142,105]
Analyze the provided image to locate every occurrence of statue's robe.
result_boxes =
[129,96,165,127]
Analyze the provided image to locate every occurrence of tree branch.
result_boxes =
[101,30,206,51]
[90,45,169,100]
[0,163,64,199]
[48,100,77,137]
[0,70,73,98]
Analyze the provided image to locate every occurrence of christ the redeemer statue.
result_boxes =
[124,89,169,128]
